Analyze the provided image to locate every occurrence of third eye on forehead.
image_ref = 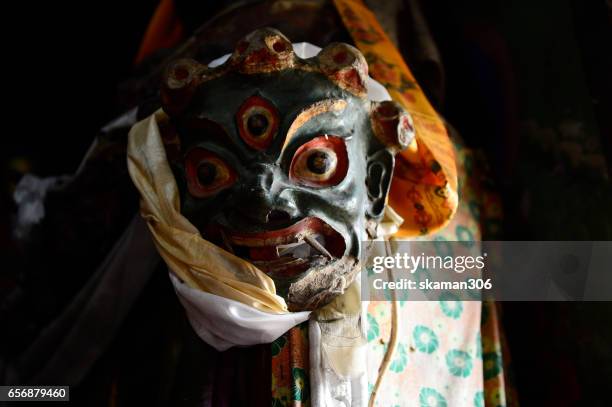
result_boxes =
[236,96,279,151]
[188,98,351,156]
[246,113,269,137]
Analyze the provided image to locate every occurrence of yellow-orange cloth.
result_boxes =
[127,110,289,314]
[334,0,459,237]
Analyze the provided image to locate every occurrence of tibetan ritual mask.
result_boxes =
[160,28,414,311]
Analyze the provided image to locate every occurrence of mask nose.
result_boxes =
[266,209,291,224]
[249,162,275,193]
[232,164,298,226]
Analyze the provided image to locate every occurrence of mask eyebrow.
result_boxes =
[282,99,347,152]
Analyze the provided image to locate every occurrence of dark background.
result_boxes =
[420,1,612,404]
[1,0,611,405]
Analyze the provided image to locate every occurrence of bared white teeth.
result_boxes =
[276,234,326,258]
[250,234,333,274]
[229,228,316,247]
[303,235,333,260]
[276,240,308,257]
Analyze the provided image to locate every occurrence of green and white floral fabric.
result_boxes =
[366,299,483,406]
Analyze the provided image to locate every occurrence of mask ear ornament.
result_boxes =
[366,100,416,227]
[370,100,415,154]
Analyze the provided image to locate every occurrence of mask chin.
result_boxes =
[285,254,360,311]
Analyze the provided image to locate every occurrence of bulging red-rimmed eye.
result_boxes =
[289,135,348,187]
[185,148,237,198]
[236,96,279,150]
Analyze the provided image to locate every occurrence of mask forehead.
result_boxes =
[177,71,370,161]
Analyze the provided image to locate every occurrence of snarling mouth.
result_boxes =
[208,217,346,280]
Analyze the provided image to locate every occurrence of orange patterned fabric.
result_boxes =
[334,0,459,237]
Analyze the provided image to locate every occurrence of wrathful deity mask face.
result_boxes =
[160,28,415,311]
